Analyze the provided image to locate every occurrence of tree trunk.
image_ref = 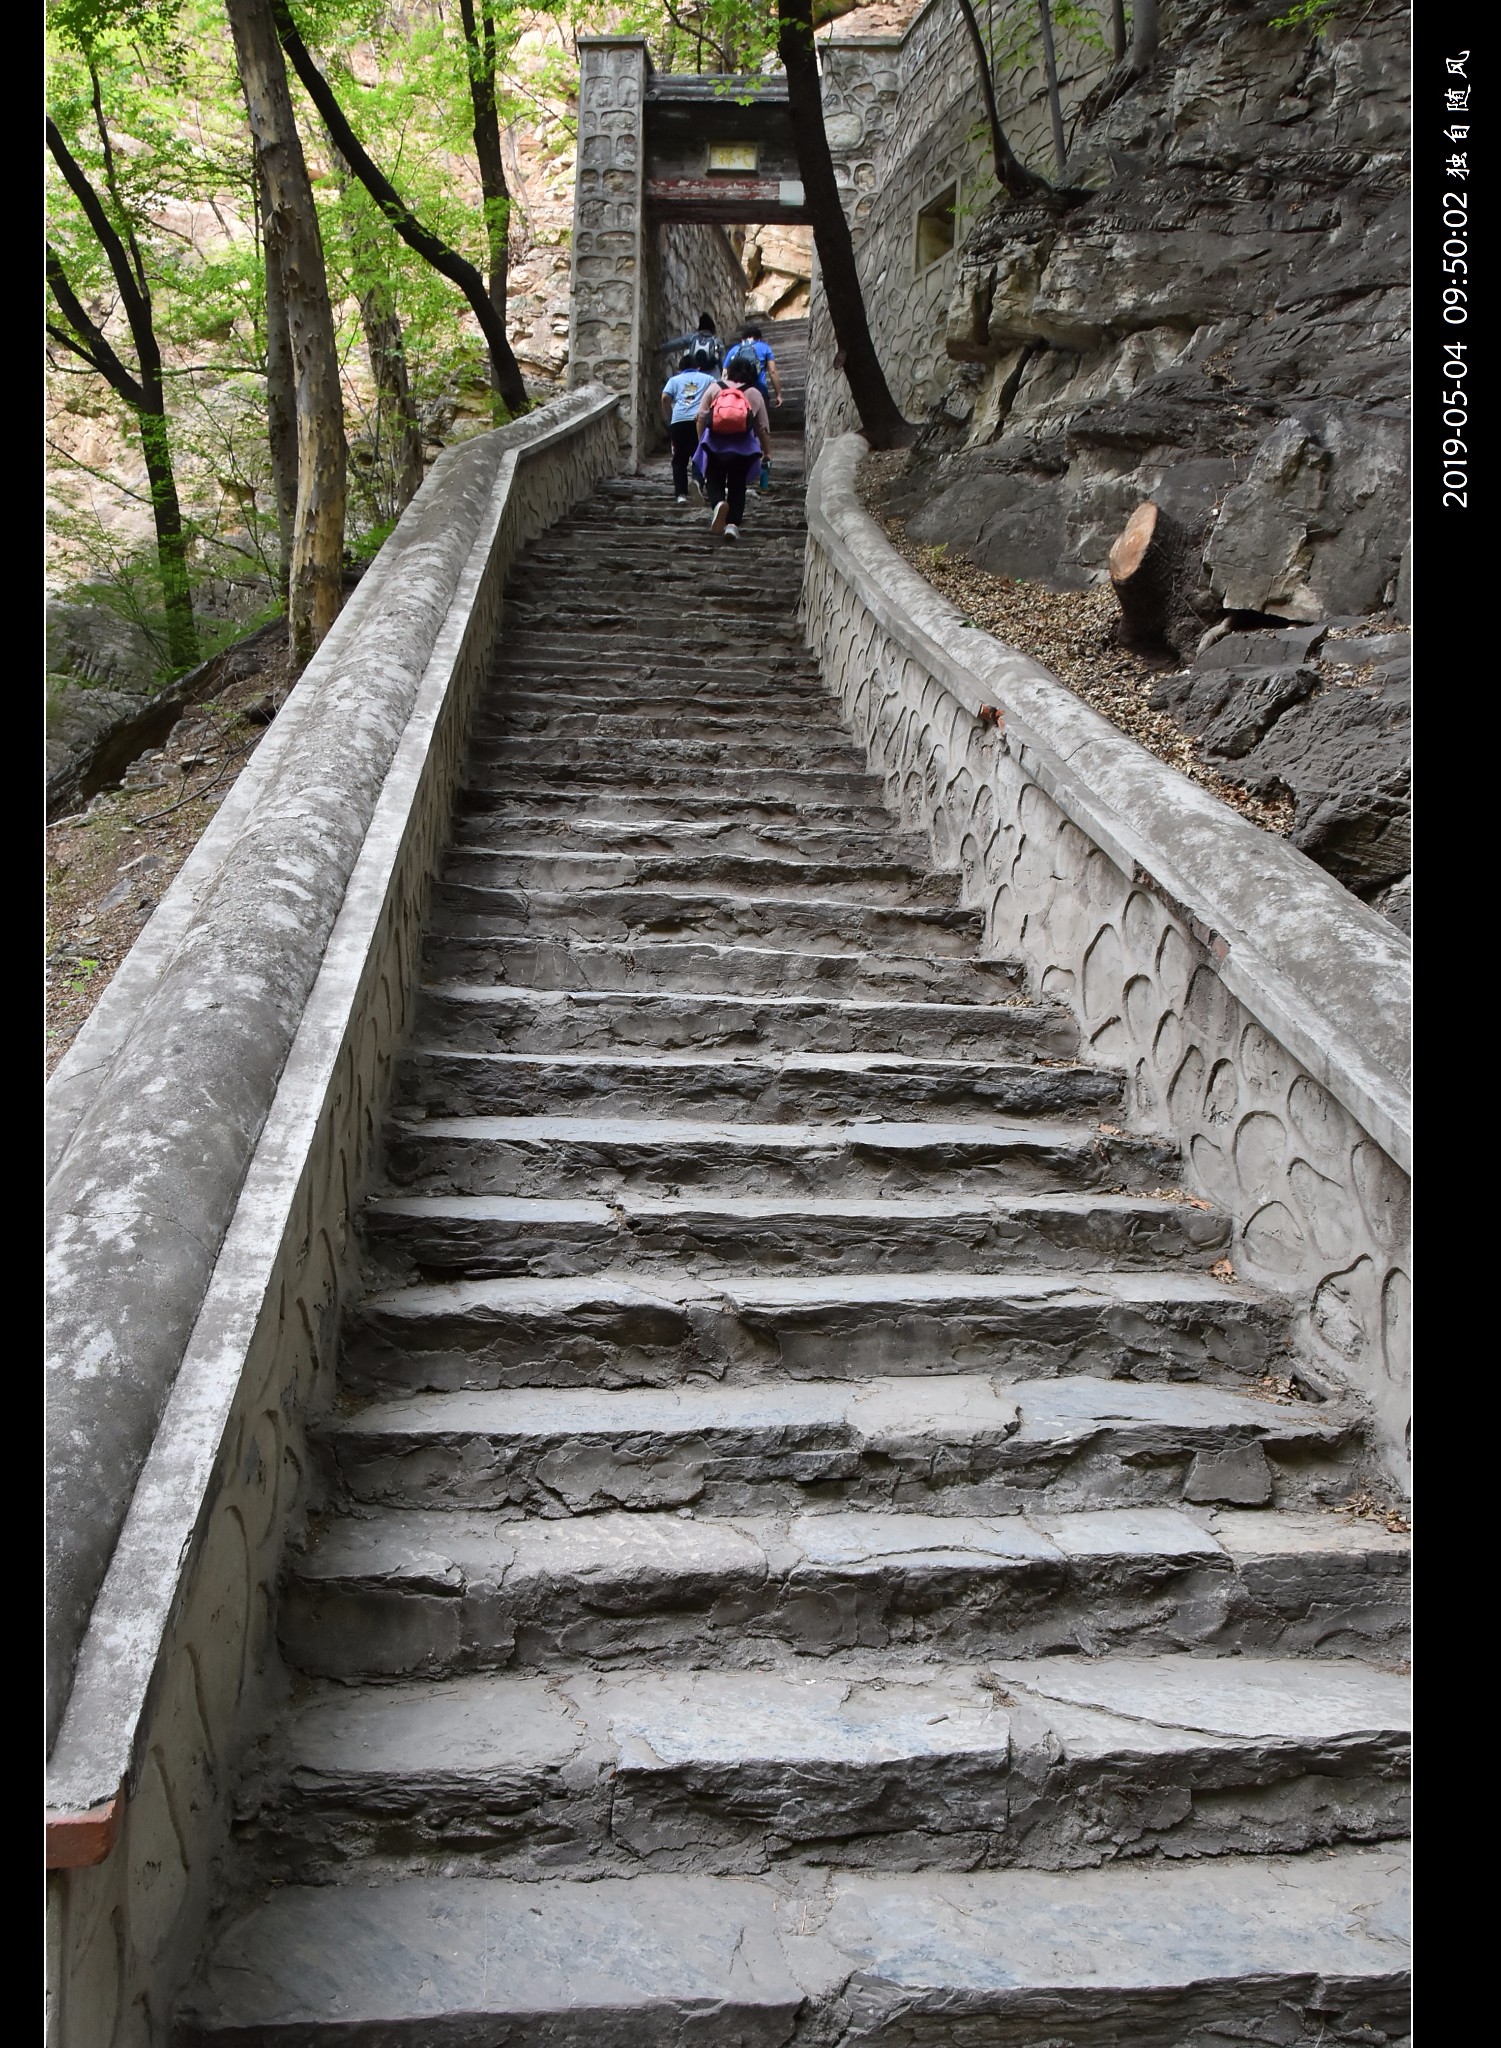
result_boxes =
[227,0,346,662]
[776,0,911,449]
[329,143,424,518]
[1131,0,1160,67]
[46,120,200,670]
[357,283,424,516]
[1036,0,1068,180]
[1108,501,1208,659]
[272,0,529,416]
[458,0,516,426]
[1109,0,1127,63]
[255,146,299,598]
[953,0,1052,201]
[138,409,198,670]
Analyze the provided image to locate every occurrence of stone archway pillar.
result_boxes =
[569,37,651,470]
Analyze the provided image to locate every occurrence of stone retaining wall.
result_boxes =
[804,433,1411,1474]
[44,388,621,2046]
[807,0,1113,448]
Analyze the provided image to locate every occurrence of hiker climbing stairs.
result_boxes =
[177,425,1410,2041]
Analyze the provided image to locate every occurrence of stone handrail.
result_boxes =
[46,388,619,1854]
[803,432,1411,1469]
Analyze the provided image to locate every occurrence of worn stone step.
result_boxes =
[499,581,806,610]
[240,1655,1409,1880]
[564,507,808,535]
[493,659,825,697]
[418,937,1025,1001]
[393,1048,1120,1123]
[508,547,802,576]
[454,786,899,833]
[438,850,953,907]
[480,682,833,721]
[507,555,803,582]
[177,1847,1410,2044]
[279,1505,1411,1679]
[570,499,808,526]
[377,1112,1175,1203]
[510,526,801,552]
[495,635,820,678]
[340,1266,1281,1396]
[480,674,820,713]
[413,985,1078,1059]
[459,765,886,808]
[322,1374,1345,1519]
[475,706,849,746]
[429,885,986,959]
[469,731,864,773]
[447,815,933,866]
[360,1188,1224,1282]
[503,593,801,628]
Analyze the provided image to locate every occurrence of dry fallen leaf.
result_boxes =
[1334,1489,1412,1536]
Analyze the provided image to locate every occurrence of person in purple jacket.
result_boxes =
[693,353,771,541]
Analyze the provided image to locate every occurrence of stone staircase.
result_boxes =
[766,315,808,432]
[178,441,1410,2042]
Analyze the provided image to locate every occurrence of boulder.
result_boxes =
[46,602,166,821]
[1204,409,1408,622]
[1192,666,1322,759]
[46,601,159,693]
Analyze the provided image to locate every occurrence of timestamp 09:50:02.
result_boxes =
[1442,193,1468,507]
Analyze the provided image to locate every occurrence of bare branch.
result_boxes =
[45,246,148,408]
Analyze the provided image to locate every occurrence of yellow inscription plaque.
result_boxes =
[707,143,758,173]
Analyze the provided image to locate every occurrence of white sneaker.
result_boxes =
[724,524,740,540]
[710,500,728,534]
[675,495,688,505]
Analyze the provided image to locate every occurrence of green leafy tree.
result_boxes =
[46,0,202,667]
[272,0,530,413]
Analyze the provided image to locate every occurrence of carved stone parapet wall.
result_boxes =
[45,389,621,2048]
[568,38,650,465]
[803,434,1410,1474]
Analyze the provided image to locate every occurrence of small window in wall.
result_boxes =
[915,184,957,272]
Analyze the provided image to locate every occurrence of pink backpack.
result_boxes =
[710,384,752,434]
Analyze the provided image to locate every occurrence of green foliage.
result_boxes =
[975,0,1107,81]
[607,0,779,76]
[1269,0,1341,33]
[46,0,802,680]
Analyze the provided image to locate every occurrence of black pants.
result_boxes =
[704,450,759,525]
[668,420,700,497]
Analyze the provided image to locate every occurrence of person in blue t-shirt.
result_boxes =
[660,351,719,504]
[725,326,782,405]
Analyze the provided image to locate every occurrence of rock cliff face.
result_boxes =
[869,0,1409,919]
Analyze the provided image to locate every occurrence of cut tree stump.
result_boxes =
[1108,501,1209,660]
